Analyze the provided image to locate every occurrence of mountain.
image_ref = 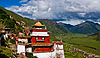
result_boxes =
[64,21,100,34]
[0,6,34,27]
[61,23,74,30]
[0,6,34,32]
[0,6,69,36]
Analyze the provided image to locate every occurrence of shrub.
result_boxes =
[0,46,12,57]
[10,39,16,44]
[26,52,37,58]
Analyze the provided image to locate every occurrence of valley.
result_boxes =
[58,34,100,58]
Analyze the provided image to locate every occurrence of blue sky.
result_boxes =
[0,0,29,7]
[0,0,21,7]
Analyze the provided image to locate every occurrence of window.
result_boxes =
[36,37,38,40]
[42,37,45,40]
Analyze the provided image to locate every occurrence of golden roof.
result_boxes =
[32,21,45,27]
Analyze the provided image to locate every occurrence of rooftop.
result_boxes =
[32,21,45,27]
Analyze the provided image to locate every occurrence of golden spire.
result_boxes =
[32,21,45,27]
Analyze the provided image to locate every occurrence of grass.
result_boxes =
[64,34,100,55]
[63,43,84,58]
[56,34,100,57]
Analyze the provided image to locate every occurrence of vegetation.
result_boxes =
[10,39,16,44]
[54,33,100,57]
[26,52,37,58]
[0,46,12,58]
[0,7,22,32]
[62,34,100,56]
[91,31,100,41]
[0,6,35,33]
[64,21,100,34]
[0,33,7,46]
[0,6,34,27]
[63,43,84,58]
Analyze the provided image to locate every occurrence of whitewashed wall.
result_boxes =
[26,47,32,52]
[33,51,56,58]
[18,39,28,43]
[17,45,25,54]
[56,45,63,49]
[54,43,65,58]
[30,32,49,36]
[56,50,65,58]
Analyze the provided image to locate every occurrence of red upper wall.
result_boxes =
[31,36,50,43]
[32,29,47,32]
[31,29,50,43]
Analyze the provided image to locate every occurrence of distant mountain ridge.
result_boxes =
[63,21,100,34]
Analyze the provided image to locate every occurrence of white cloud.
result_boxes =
[6,0,100,19]
[78,13,86,17]
[20,0,28,3]
[57,19,85,25]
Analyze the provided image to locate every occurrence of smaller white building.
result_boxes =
[17,42,65,58]
[17,45,25,54]
[26,47,32,52]
[54,42,65,58]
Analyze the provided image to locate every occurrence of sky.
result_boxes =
[0,0,100,25]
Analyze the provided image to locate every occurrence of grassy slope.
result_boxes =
[0,6,34,27]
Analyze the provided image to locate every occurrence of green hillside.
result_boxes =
[0,6,34,32]
[65,21,100,34]
[0,6,34,27]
